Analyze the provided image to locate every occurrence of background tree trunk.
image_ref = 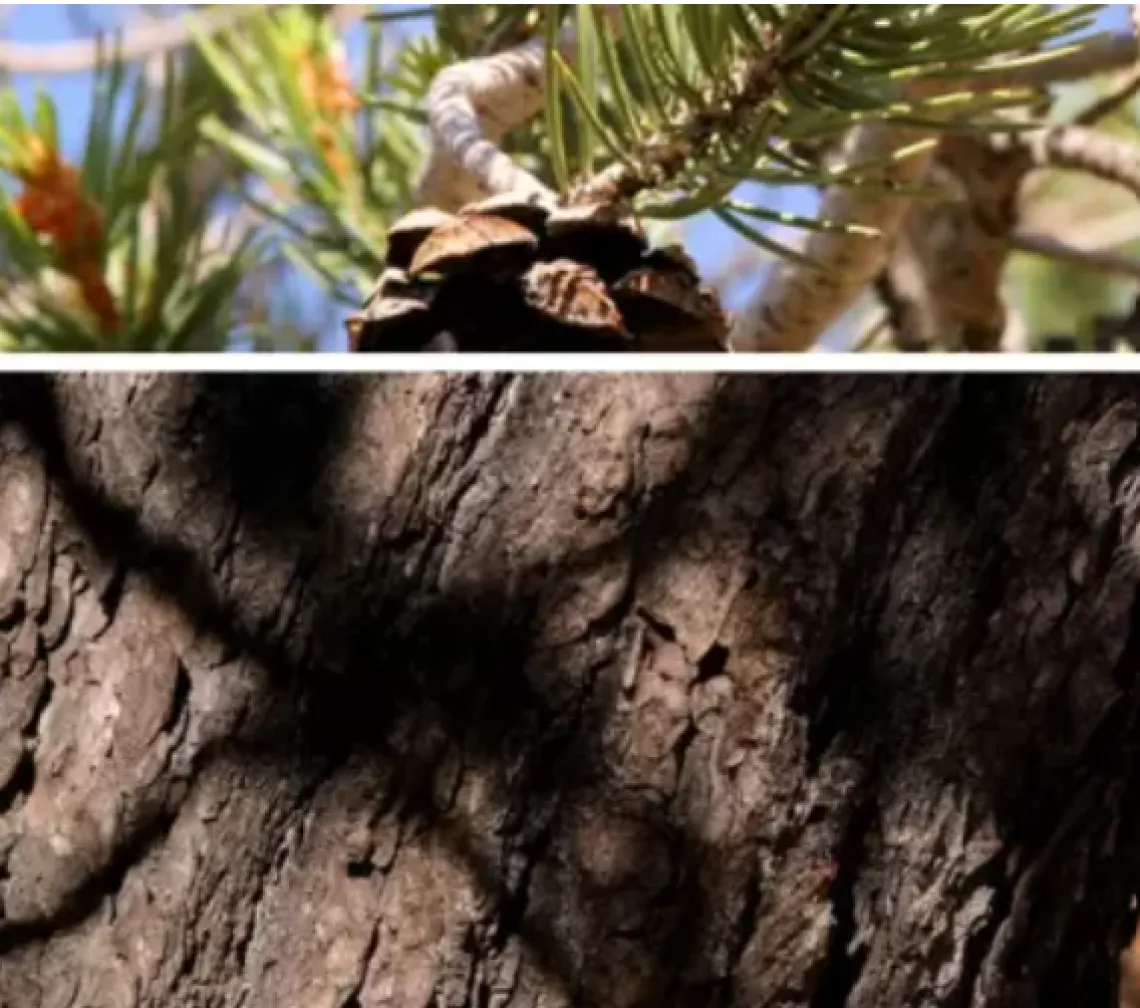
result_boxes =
[0,374,1139,1008]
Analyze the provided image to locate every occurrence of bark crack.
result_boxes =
[228,769,340,989]
[342,921,380,1008]
[810,774,880,1008]
[0,753,35,819]
[0,672,52,817]
[955,851,1016,1008]
[722,856,764,1005]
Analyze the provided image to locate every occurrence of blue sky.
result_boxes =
[3,4,1134,351]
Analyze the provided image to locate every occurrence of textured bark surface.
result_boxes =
[0,375,1139,1008]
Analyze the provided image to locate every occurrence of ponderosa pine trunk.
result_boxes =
[0,373,1139,1008]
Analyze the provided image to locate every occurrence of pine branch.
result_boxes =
[415,7,634,211]
[569,6,847,208]
[409,5,1106,355]
[416,35,558,211]
[1014,232,1140,283]
[1073,11,1140,126]
[1073,66,1140,126]
[167,4,1128,355]
[1005,125,1140,202]
[730,114,940,353]
[414,6,1107,216]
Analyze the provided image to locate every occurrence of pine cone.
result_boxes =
[349,195,730,354]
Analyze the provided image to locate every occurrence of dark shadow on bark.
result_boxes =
[181,374,363,536]
[1,374,1139,1005]
[0,373,760,1002]
[796,378,1140,1004]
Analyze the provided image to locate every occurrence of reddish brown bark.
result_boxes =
[0,375,1138,1008]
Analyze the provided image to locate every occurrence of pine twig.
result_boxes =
[1073,66,1140,127]
[569,6,845,208]
[1013,232,1140,283]
[416,12,630,212]
[1003,125,1140,202]
[729,118,940,353]
[416,36,558,211]
[1073,11,1140,127]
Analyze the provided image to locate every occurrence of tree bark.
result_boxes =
[0,374,1139,1008]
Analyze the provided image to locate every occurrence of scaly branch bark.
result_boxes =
[415,11,621,211]
[1005,125,1140,202]
[416,35,558,212]
[1013,232,1140,283]
[729,121,940,353]
[729,29,1140,354]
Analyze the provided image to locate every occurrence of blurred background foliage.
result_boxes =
[0,3,1135,353]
